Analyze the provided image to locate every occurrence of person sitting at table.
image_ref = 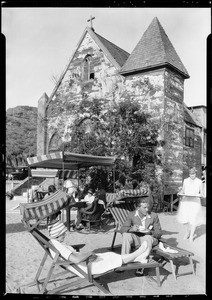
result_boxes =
[63,179,78,195]
[80,189,95,204]
[73,189,96,230]
[63,187,94,230]
[44,185,56,198]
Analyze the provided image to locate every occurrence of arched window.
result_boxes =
[82,55,94,81]
[48,132,63,153]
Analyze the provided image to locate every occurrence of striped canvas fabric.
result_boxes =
[106,193,118,203]
[108,202,137,228]
[119,187,149,197]
[27,152,63,166]
[47,220,67,239]
[106,187,149,203]
[20,189,68,221]
[31,169,58,178]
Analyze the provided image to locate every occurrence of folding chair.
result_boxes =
[108,201,137,250]
[108,200,195,281]
[19,189,162,294]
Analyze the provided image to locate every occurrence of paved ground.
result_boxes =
[6,197,206,296]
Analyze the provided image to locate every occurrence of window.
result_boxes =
[185,127,194,147]
[82,55,94,81]
[48,133,62,153]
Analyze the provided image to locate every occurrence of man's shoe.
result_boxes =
[75,223,84,231]
[115,269,125,273]
[135,268,144,276]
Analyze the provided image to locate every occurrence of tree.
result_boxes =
[60,97,159,193]
[6,106,37,167]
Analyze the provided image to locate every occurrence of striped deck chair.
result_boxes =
[19,190,111,294]
[106,186,150,204]
[108,201,137,250]
[108,200,195,281]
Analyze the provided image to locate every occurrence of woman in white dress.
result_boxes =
[48,220,150,277]
[177,167,203,242]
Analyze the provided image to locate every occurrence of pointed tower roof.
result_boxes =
[120,17,189,79]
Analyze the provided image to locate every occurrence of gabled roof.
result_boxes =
[184,104,202,127]
[94,32,130,67]
[120,17,189,79]
[47,27,129,106]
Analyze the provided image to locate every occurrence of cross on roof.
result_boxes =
[87,15,95,28]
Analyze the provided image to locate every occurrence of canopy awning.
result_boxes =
[27,151,115,170]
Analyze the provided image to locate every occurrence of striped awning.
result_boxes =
[27,151,115,170]
[31,169,58,178]
[20,189,69,221]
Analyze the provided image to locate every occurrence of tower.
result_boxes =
[120,17,190,192]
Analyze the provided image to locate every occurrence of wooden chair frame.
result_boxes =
[19,219,163,294]
[20,222,112,294]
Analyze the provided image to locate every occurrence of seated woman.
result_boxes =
[67,188,96,230]
[48,221,149,276]
[74,189,107,230]
[80,189,95,204]
[80,196,105,228]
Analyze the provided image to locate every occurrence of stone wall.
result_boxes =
[163,70,185,192]
[37,93,48,155]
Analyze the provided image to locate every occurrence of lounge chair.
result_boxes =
[19,189,162,295]
[108,199,195,281]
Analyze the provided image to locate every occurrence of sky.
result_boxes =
[2,7,211,110]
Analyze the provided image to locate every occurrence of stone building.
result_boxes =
[37,17,206,193]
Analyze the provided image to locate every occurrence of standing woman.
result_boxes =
[177,167,203,242]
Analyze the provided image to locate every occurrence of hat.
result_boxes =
[47,220,67,239]
[48,185,56,193]
[64,179,76,189]
[87,189,93,195]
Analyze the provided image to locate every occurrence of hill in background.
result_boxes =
[6,106,37,169]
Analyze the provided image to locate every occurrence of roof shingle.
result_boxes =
[94,32,130,67]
